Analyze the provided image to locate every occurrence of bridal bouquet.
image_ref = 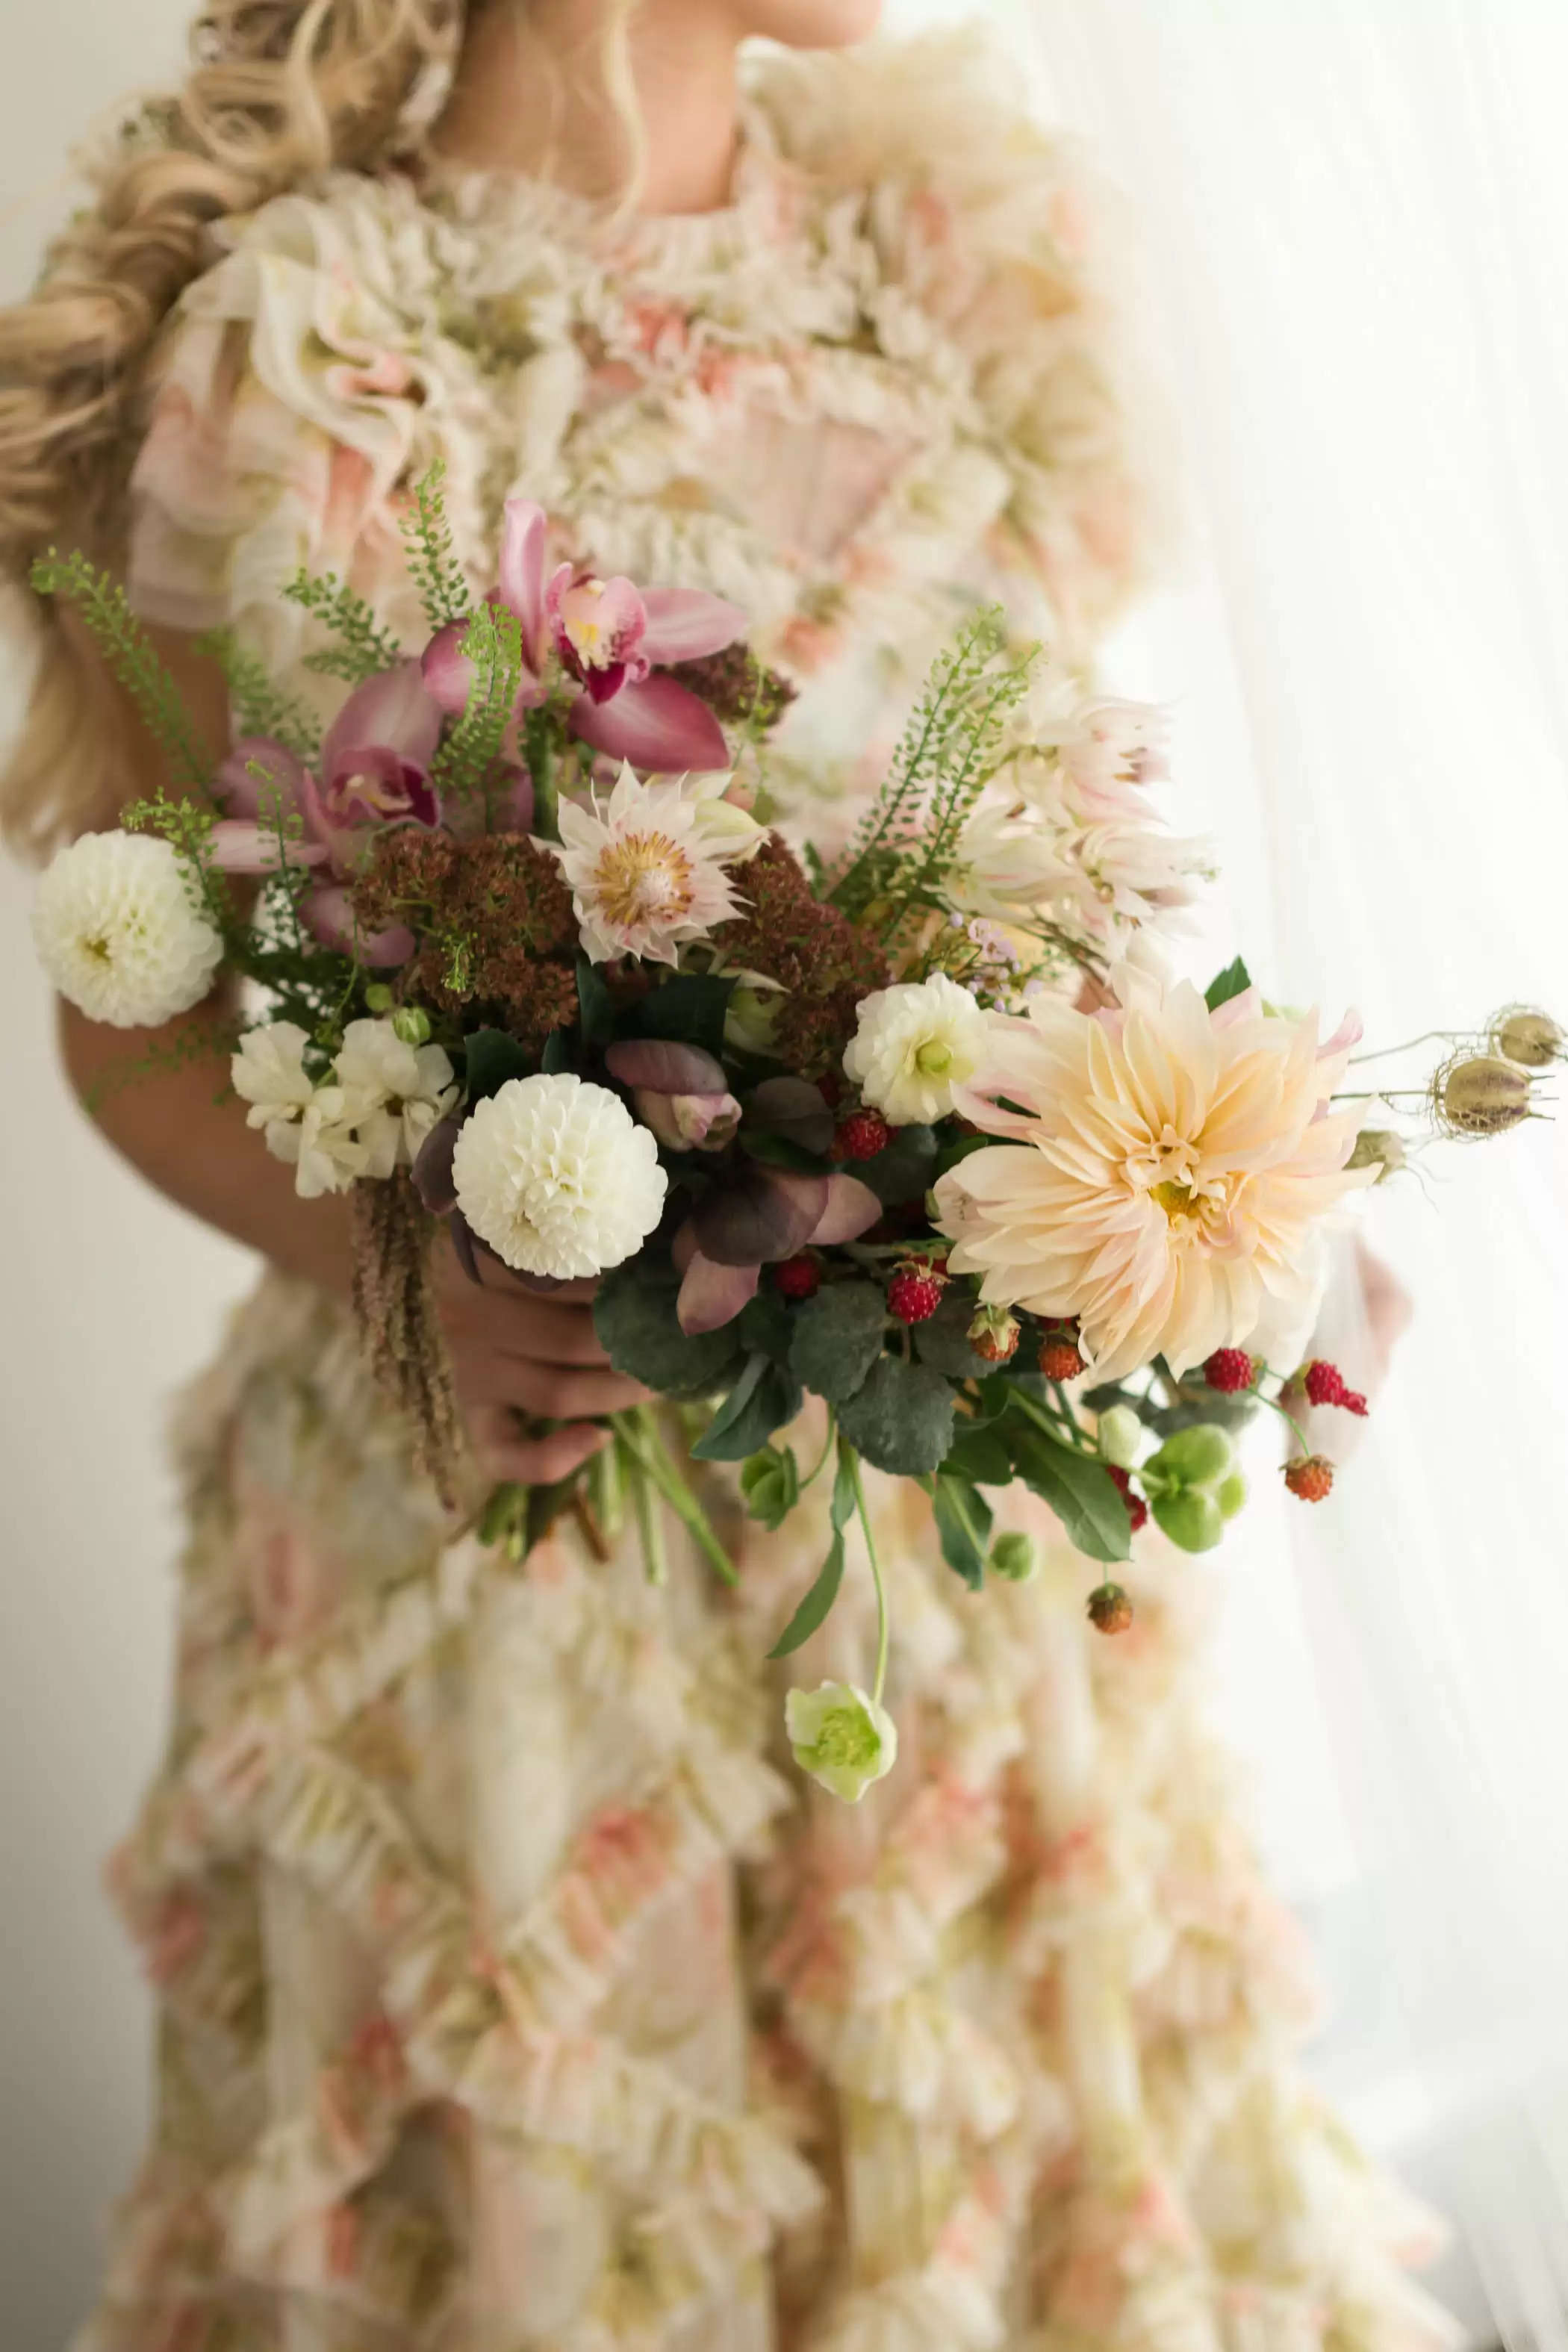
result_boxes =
[31,470,1558,1798]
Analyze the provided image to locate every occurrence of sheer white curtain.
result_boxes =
[1018,2,1568,2343]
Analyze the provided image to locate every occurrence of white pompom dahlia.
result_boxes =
[842,971,991,1125]
[452,1071,668,1280]
[33,831,223,1027]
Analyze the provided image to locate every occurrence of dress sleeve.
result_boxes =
[127,177,470,667]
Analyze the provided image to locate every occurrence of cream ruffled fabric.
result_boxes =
[85,34,1457,2351]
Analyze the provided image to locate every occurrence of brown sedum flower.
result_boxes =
[351,830,579,1050]
[709,837,892,1076]
[666,644,798,731]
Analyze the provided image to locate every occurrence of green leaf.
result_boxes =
[767,1446,858,1658]
[836,1355,956,1476]
[1006,1418,1131,1564]
[576,956,614,1051]
[911,1289,989,1378]
[629,973,736,1062]
[691,1355,803,1462]
[740,1443,800,1531]
[540,1027,573,1075]
[1204,956,1253,1012]
[939,1421,1014,1487]
[858,1123,938,1205]
[594,1262,744,1399]
[930,1474,994,1590]
[788,1282,888,1404]
[933,1130,994,1178]
[464,1027,533,1102]
[736,1285,796,1364]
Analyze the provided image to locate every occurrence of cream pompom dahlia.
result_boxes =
[842,971,991,1125]
[34,831,223,1027]
[452,1071,668,1279]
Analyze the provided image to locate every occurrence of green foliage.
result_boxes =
[836,1355,956,1476]
[856,1122,938,1205]
[768,1444,859,1658]
[429,601,524,810]
[195,629,320,760]
[788,1281,888,1403]
[910,1289,991,1378]
[1204,956,1253,1012]
[939,1418,1014,1488]
[398,459,470,632]
[593,1261,745,1398]
[691,1352,803,1462]
[929,1473,993,1589]
[284,569,404,684]
[31,550,211,792]
[1006,1415,1130,1563]
[464,1025,535,1101]
[119,785,234,943]
[830,609,1036,936]
[81,1012,237,1116]
[628,973,737,1063]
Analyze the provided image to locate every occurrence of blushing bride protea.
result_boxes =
[34,830,224,1027]
[452,1071,668,1280]
[933,953,1375,1383]
[539,762,764,966]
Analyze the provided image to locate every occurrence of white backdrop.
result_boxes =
[2,3,1562,2347]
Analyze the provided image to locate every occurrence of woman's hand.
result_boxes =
[431,1242,653,1485]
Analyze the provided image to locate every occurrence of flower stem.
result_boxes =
[1009,1384,1089,1453]
[617,1407,738,1587]
[847,1449,890,1708]
[798,1410,838,1493]
[620,1431,668,1587]
[1257,1387,1314,1458]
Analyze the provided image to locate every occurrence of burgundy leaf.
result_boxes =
[677,1249,760,1335]
[809,1175,884,1245]
[605,1036,729,1093]
[693,1166,828,1267]
[412,1119,461,1215]
[747,1076,834,1154]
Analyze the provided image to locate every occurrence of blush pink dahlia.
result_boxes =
[933,958,1374,1382]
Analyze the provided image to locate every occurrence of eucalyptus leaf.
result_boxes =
[788,1282,888,1403]
[1007,1418,1131,1564]
[911,1289,990,1378]
[930,1474,993,1590]
[858,1123,939,1205]
[836,1355,956,1475]
[594,1260,744,1398]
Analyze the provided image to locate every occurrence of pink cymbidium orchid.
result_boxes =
[208,662,445,965]
[420,498,746,775]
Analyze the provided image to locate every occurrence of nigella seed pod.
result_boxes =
[1490,1005,1564,1071]
[1346,1127,1407,1180]
[1436,1054,1535,1137]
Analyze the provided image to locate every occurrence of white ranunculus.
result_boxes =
[452,1071,668,1280]
[333,1016,457,1179]
[785,1681,898,1803]
[231,1021,317,1161]
[842,971,991,1125]
[34,830,223,1028]
[266,1084,373,1199]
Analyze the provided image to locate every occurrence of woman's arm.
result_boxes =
[51,620,647,1483]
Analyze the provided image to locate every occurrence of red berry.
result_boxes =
[888,1267,945,1325]
[1302,1359,1347,1407]
[1284,1455,1335,1503]
[1039,1336,1087,1382]
[1342,1390,1369,1418]
[774,1254,821,1302]
[968,1307,1020,1364]
[817,1071,844,1110]
[1204,1348,1257,1395]
[832,1108,892,1162]
[1106,1463,1150,1534]
[1087,1582,1135,1634]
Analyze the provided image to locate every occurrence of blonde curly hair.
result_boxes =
[0,0,640,854]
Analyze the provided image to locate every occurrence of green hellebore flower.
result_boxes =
[1097,1403,1144,1470]
[785,1681,898,1803]
[1216,1469,1248,1522]
[739,1444,799,1532]
[989,1530,1038,1584]
[1151,1487,1226,1553]
[1145,1422,1236,1493]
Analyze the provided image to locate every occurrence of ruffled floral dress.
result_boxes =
[88,36,1457,2352]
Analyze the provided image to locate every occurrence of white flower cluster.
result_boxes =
[231,1016,457,1198]
[33,832,224,1028]
[452,1071,668,1280]
[950,680,1213,946]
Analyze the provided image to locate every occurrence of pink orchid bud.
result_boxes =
[632,1087,742,1153]
[299,883,414,968]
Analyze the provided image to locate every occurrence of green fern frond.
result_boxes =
[399,459,471,633]
[284,570,403,683]
[429,601,523,810]
[195,629,321,759]
[31,550,211,792]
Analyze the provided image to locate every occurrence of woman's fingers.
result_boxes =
[461,1360,651,1419]
[467,1406,610,1487]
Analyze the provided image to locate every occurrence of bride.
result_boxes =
[1,1,1458,2343]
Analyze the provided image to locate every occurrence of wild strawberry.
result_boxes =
[774,1254,821,1302]
[1284,1455,1335,1502]
[1106,1463,1149,1534]
[968,1305,1020,1364]
[1342,1390,1369,1417]
[888,1266,945,1324]
[1302,1359,1346,1407]
[1204,1348,1256,1395]
[817,1070,844,1110]
[1039,1332,1086,1381]
[1087,1582,1135,1634]
[832,1107,892,1162]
